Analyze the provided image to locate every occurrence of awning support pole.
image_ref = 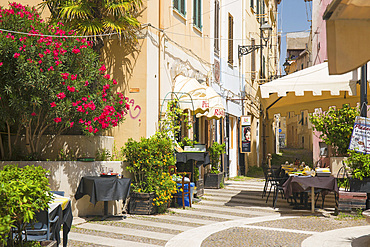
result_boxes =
[360,64,368,117]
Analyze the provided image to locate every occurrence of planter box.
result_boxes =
[196,179,204,197]
[350,178,370,193]
[40,240,57,247]
[338,191,367,211]
[204,173,223,189]
[129,192,156,215]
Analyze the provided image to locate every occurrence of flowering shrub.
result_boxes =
[152,172,177,213]
[309,105,358,156]
[0,3,128,159]
[122,131,177,212]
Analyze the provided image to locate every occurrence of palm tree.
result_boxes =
[39,0,142,52]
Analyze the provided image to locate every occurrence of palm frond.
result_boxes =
[77,19,104,36]
[60,0,92,19]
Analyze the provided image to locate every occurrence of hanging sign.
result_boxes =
[240,116,251,153]
[349,116,370,154]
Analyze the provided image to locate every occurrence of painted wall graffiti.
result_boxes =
[126,97,141,121]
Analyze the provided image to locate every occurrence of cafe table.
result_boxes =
[75,176,131,218]
[282,175,338,213]
[49,192,73,247]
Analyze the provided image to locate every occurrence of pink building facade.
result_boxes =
[311,0,332,166]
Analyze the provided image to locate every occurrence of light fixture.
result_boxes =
[238,22,272,57]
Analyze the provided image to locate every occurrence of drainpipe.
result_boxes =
[158,0,162,122]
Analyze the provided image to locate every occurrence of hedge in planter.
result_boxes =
[205,142,225,189]
[345,150,370,192]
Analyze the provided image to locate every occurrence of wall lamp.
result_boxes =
[238,22,272,57]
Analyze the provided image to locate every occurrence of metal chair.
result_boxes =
[266,167,288,209]
[12,209,60,243]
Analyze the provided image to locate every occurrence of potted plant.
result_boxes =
[204,142,225,189]
[344,150,370,192]
[310,105,358,172]
[122,131,177,214]
[0,164,55,246]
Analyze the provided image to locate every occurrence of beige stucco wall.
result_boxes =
[0,161,132,217]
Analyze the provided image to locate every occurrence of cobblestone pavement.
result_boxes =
[67,178,369,247]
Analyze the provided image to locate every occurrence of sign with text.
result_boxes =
[349,116,370,154]
[240,115,252,153]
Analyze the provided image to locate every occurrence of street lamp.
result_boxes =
[238,22,272,57]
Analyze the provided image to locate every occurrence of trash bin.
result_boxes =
[176,182,195,207]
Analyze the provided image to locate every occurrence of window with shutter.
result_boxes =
[214,0,220,53]
[174,0,186,16]
[228,14,233,65]
[193,0,202,29]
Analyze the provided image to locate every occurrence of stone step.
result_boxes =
[68,232,161,247]
[168,208,245,220]
[191,204,276,216]
[77,222,175,241]
[144,214,218,225]
[199,200,278,212]
[121,217,193,231]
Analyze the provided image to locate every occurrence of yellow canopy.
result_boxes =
[324,0,370,75]
[261,62,370,118]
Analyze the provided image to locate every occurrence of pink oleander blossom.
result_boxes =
[99,64,106,72]
[31,112,36,116]
[61,73,69,80]
[67,85,75,92]
[57,92,66,99]
[13,53,20,58]
[71,74,77,80]
[50,102,56,107]
[54,117,61,123]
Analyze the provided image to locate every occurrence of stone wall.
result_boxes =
[0,161,132,217]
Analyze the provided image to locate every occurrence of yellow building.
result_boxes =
[1,0,281,172]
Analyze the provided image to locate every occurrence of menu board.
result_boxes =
[240,116,251,153]
[349,116,370,154]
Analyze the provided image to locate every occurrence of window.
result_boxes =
[261,0,265,23]
[174,0,186,16]
[214,0,220,53]
[193,0,202,29]
[228,14,233,65]
[256,0,259,16]
[250,0,254,9]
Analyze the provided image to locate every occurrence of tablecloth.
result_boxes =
[175,152,210,166]
[282,176,338,198]
[75,176,131,205]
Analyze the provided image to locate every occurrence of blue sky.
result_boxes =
[278,0,312,74]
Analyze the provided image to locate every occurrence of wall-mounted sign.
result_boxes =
[241,116,251,126]
[240,115,252,153]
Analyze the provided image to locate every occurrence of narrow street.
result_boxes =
[65,178,369,247]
